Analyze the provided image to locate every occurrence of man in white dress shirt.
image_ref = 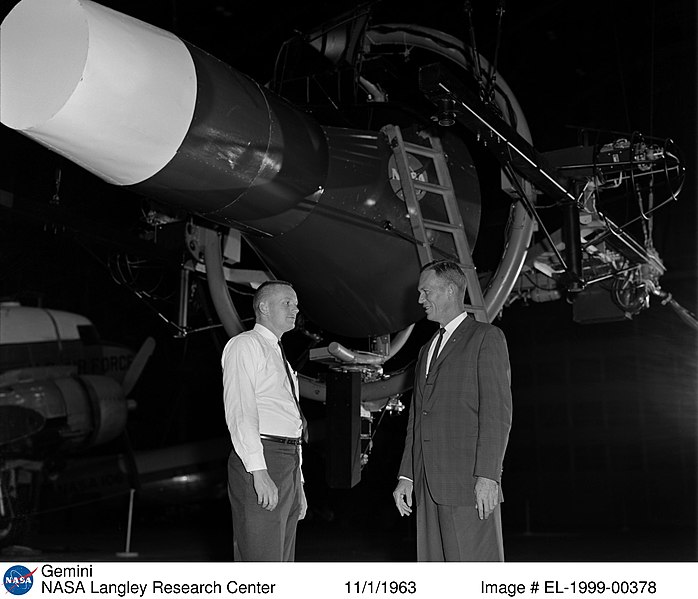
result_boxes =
[222,280,307,561]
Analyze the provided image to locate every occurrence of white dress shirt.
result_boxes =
[425,311,467,375]
[221,323,303,472]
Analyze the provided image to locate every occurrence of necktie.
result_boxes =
[278,340,308,443]
[427,328,445,375]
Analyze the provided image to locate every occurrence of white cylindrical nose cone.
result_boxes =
[0,0,197,185]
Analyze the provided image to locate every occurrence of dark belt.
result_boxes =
[260,434,302,446]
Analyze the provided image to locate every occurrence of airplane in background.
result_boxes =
[0,0,694,541]
[0,301,159,545]
[0,301,240,550]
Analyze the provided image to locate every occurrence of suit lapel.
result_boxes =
[427,317,472,378]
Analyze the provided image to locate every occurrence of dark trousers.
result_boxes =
[227,440,302,561]
[416,473,504,562]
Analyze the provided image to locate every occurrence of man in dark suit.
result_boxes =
[393,260,513,561]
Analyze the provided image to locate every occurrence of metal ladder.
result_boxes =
[384,124,489,323]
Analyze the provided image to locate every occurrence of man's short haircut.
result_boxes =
[253,280,294,316]
[421,260,467,291]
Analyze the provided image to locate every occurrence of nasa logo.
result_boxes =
[3,565,36,595]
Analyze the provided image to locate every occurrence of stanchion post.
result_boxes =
[116,488,139,558]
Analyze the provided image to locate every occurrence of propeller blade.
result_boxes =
[122,337,156,397]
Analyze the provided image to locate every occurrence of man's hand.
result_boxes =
[299,483,308,520]
[474,476,499,520]
[393,478,414,517]
[251,469,278,511]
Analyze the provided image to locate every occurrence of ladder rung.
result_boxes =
[464,304,487,312]
[413,180,451,195]
[423,220,462,233]
[402,142,441,159]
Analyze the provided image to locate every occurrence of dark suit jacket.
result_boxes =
[399,316,513,506]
